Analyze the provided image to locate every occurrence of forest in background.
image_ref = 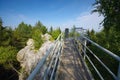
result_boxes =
[0,18,61,80]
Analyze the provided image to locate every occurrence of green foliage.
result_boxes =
[48,27,61,40]
[0,18,13,46]
[0,18,20,72]
[51,27,61,40]
[41,26,47,34]
[0,46,18,69]
[88,28,120,79]
[35,21,43,28]
[92,0,120,55]
[13,22,32,49]
[49,26,53,35]
[0,27,13,46]
[69,25,80,37]
[69,25,75,37]
[12,21,47,50]
[35,21,47,34]
[49,36,54,41]
[0,18,48,79]
[32,28,43,50]
[93,0,120,31]
[31,21,48,49]
[88,1,120,79]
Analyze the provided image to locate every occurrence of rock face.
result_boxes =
[17,34,54,80]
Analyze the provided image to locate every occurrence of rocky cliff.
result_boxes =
[17,33,54,80]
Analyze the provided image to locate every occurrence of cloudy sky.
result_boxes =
[0,0,104,31]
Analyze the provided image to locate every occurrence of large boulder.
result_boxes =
[42,33,52,41]
[17,35,54,80]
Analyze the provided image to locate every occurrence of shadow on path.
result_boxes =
[57,39,92,80]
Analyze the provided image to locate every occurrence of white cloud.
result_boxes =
[61,12,104,32]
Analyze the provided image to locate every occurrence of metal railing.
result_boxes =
[75,35,120,80]
[26,30,120,80]
[27,33,63,80]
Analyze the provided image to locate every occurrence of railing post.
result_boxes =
[117,62,120,80]
[83,40,87,60]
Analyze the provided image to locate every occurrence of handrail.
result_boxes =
[27,33,63,80]
[82,36,120,62]
[78,40,117,79]
[50,42,62,80]
[27,46,53,80]
[76,35,120,80]
[85,44,117,79]
[45,33,63,80]
[76,40,104,80]
[44,42,61,80]
[74,40,94,80]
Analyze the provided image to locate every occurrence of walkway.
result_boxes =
[57,39,93,80]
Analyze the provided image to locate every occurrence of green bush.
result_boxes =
[0,46,18,69]
[32,29,43,50]
[88,28,120,79]
[51,28,61,40]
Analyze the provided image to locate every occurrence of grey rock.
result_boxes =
[17,34,54,80]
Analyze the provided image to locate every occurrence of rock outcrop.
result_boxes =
[17,33,54,80]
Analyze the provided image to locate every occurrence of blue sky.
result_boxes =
[0,0,104,31]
